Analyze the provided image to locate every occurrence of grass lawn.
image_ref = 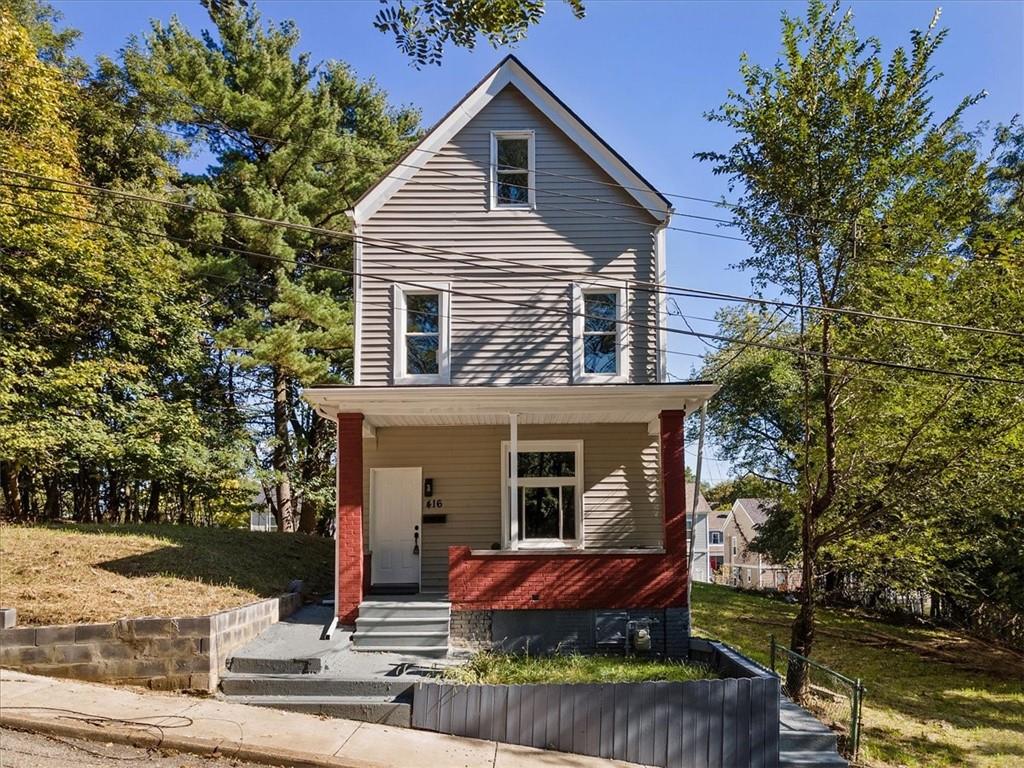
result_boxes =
[446,650,718,685]
[0,523,334,625]
[690,582,1024,768]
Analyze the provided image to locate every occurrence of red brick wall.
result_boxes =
[337,413,364,625]
[448,410,688,611]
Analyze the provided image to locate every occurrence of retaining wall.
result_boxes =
[0,593,300,691]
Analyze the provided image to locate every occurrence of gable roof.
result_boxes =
[686,483,713,515]
[734,498,771,527]
[351,55,672,225]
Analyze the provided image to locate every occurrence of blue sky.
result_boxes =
[52,0,1023,482]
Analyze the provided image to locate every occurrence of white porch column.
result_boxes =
[508,412,519,548]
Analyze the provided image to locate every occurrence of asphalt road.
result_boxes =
[0,728,283,768]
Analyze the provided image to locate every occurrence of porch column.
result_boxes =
[659,409,687,561]
[337,412,364,625]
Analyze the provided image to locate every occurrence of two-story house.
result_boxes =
[722,498,801,591]
[304,56,717,657]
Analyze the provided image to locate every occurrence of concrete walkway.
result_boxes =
[0,671,643,768]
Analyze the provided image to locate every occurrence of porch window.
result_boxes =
[501,440,583,547]
[392,283,450,384]
[572,284,628,382]
[490,131,535,209]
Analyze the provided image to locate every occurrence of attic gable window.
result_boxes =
[490,130,535,209]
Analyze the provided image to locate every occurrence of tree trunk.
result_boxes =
[787,505,817,702]
[145,479,161,523]
[107,469,121,523]
[44,475,60,519]
[272,365,294,533]
[298,412,326,534]
[1,461,22,518]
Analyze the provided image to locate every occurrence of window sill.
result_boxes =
[574,373,629,384]
[487,206,537,216]
[468,547,666,557]
[394,374,450,386]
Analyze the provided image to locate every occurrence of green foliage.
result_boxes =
[446,651,718,685]
[696,0,1023,686]
[374,0,585,67]
[121,0,419,531]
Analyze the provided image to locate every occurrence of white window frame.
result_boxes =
[490,130,536,210]
[572,284,629,383]
[392,283,451,385]
[500,439,584,550]
[731,536,737,557]
[709,531,724,545]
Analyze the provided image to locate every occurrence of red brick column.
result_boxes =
[336,413,364,625]
[660,409,687,565]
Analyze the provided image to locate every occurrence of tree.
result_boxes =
[374,0,585,67]
[696,0,1022,697]
[123,0,419,531]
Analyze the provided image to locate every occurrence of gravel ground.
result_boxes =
[0,728,283,768]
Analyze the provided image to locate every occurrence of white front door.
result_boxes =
[370,467,422,586]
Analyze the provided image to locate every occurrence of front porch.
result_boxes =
[304,383,717,652]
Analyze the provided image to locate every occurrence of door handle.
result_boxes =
[413,525,420,555]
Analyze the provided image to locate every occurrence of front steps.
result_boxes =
[779,697,848,767]
[220,672,413,726]
[351,599,451,658]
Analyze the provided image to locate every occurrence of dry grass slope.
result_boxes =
[0,523,334,625]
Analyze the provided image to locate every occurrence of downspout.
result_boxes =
[686,402,707,607]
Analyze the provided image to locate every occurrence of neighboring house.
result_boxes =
[687,483,715,584]
[249,508,277,532]
[707,509,728,577]
[722,498,801,591]
[303,56,718,656]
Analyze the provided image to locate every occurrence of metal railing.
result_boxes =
[770,635,865,761]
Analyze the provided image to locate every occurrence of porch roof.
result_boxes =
[303,382,718,434]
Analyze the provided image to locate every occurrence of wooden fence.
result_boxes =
[412,676,780,768]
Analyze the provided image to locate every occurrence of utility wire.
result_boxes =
[3,169,1021,340]
[3,187,1021,386]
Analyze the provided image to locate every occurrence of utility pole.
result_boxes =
[687,402,708,608]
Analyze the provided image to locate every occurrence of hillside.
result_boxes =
[0,523,334,625]
[691,583,1024,768]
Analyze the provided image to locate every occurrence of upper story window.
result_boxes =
[709,531,724,545]
[392,283,450,385]
[572,285,628,383]
[490,130,535,209]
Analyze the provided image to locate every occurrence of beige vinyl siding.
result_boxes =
[362,423,662,591]
[360,84,660,386]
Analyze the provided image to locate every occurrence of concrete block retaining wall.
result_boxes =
[0,593,300,692]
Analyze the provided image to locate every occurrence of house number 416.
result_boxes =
[426,499,444,509]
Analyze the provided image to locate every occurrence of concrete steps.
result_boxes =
[227,693,411,726]
[351,600,450,657]
[779,697,848,768]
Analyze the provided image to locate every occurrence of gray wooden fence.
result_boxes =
[412,677,780,768]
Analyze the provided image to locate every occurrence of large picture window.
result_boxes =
[501,440,583,548]
[392,283,450,384]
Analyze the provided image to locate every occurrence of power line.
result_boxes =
[3,183,1021,386]
[3,169,1021,341]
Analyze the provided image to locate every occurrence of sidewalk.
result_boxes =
[0,671,643,768]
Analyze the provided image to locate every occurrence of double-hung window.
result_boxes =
[501,440,583,548]
[572,285,628,382]
[490,131,535,209]
[392,283,450,384]
[709,531,724,545]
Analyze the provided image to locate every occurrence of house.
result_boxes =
[687,483,715,584]
[722,498,801,591]
[303,56,718,657]
[708,509,728,577]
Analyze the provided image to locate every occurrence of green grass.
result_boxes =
[690,582,1024,768]
[0,522,334,625]
[446,650,718,685]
